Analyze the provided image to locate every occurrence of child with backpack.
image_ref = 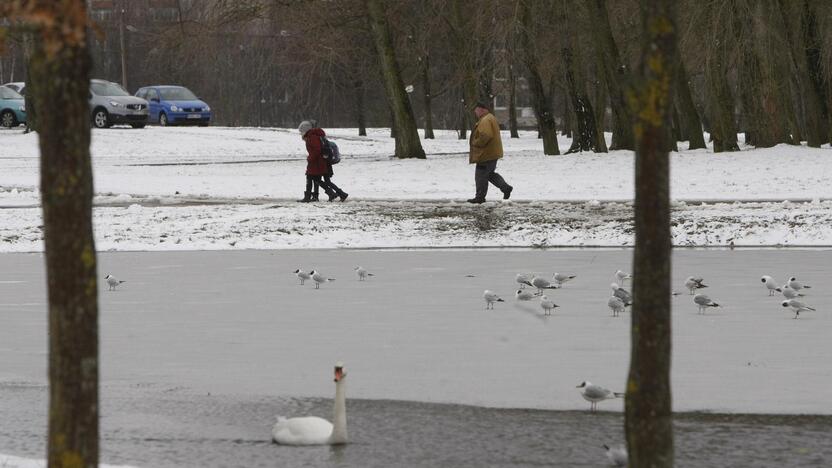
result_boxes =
[297,121,348,202]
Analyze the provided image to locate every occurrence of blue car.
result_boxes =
[135,85,211,126]
[0,85,26,128]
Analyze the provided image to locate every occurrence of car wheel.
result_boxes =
[1,110,17,128]
[131,123,146,129]
[92,109,110,129]
[159,112,169,126]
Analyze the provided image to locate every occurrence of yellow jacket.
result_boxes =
[469,112,503,164]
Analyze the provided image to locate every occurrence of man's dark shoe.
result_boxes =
[503,186,513,200]
[467,198,486,204]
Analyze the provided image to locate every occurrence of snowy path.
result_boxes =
[3,198,832,251]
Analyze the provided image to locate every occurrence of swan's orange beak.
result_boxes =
[334,367,345,382]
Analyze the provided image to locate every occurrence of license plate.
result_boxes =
[187,113,201,119]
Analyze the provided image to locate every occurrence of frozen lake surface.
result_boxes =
[1,248,831,466]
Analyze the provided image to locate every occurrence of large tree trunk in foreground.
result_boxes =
[626,0,675,466]
[26,0,100,466]
[365,0,426,158]
[519,0,559,155]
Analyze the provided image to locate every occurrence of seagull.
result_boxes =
[531,276,560,294]
[576,381,623,412]
[782,299,815,318]
[293,269,311,285]
[787,277,811,292]
[781,285,803,299]
[483,290,504,309]
[610,283,632,305]
[310,270,335,289]
[693,294,720,314]
[515,289,539,301]
[539,295,558,316]
[614,270,631,286]
[607,296,627,317]
[354,266,374,281]
[104,274,125,291]
[603,444,628,467]
[515,273,534,289]
[760,275,781,296]
[684,276,708,294]
[553,272,576,286]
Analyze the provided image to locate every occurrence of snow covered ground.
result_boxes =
[1,126,832,250]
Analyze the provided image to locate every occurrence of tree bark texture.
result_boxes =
[508,62,520,138]
[587,0,636,150]
[420,55,435,139]
[704,28,739,152]
[518,0,559,155]
[625,1,675,466]
[26,1,100,466]
[673,59,706,149]
[563,46,602,153]
[365,0,425,159]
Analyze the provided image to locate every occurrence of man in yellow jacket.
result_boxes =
[468,102,513,204]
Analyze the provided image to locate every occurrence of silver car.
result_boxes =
[89,79,148,129]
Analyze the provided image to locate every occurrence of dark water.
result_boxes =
[1,383,829,468]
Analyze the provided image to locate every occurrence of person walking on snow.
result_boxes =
[468,102,512,204]
[297,121,347,202]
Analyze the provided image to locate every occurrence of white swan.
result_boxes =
[272,362,348,446]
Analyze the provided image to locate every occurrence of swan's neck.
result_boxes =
[329,380,347,444]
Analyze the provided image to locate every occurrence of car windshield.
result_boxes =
[159,87,198,101]
[91,81,130,97]
[0,86,23,99]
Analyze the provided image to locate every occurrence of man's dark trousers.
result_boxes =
[475,160,511,200]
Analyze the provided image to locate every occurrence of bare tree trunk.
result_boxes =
[420,55,435,139]
[563,45,603,153]
[518,0,559,155]
[626,1,675,466]
[802,0,830,143]
[353,79,367,136]
[587,0,636,150]
[508,62,520,138]
[458,87,468,140]
[674,59,706,149]
[366,0,426,159]
[26,1,100,466]
[705,44,739,151]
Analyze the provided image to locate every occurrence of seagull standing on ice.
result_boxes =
[693,294,720,314]
[576,381,623,411]
[531,276,560,294]
[294,269,311,285]
[781,285,802,299]
[552,272,576,286]
[483,290,504,309]
[614,270,631,286]
[515,273,534,289]
[607,296,626,317]
[515,289,539,301]
[787,277,811,292]
[354,266,374,281]
[684,276,708,294]
[782,299,815,318]
[539,295,558,315]
[603,444,628,467]
[104,274,125,291]
[610,283,632,305]
[760,275,780,295]
[310,270,335,289]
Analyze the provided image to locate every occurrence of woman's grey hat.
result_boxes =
[298,120,313,135]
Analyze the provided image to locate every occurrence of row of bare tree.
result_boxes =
[4,1,831,159]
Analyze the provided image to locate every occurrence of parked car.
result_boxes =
[2,82,26,96]
[0,85,26,128]
[135,85,211,126]
[89,79,148,129]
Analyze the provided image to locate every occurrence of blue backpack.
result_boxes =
[320,137,341,165]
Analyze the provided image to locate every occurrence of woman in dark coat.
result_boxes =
[298,121,348,202]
